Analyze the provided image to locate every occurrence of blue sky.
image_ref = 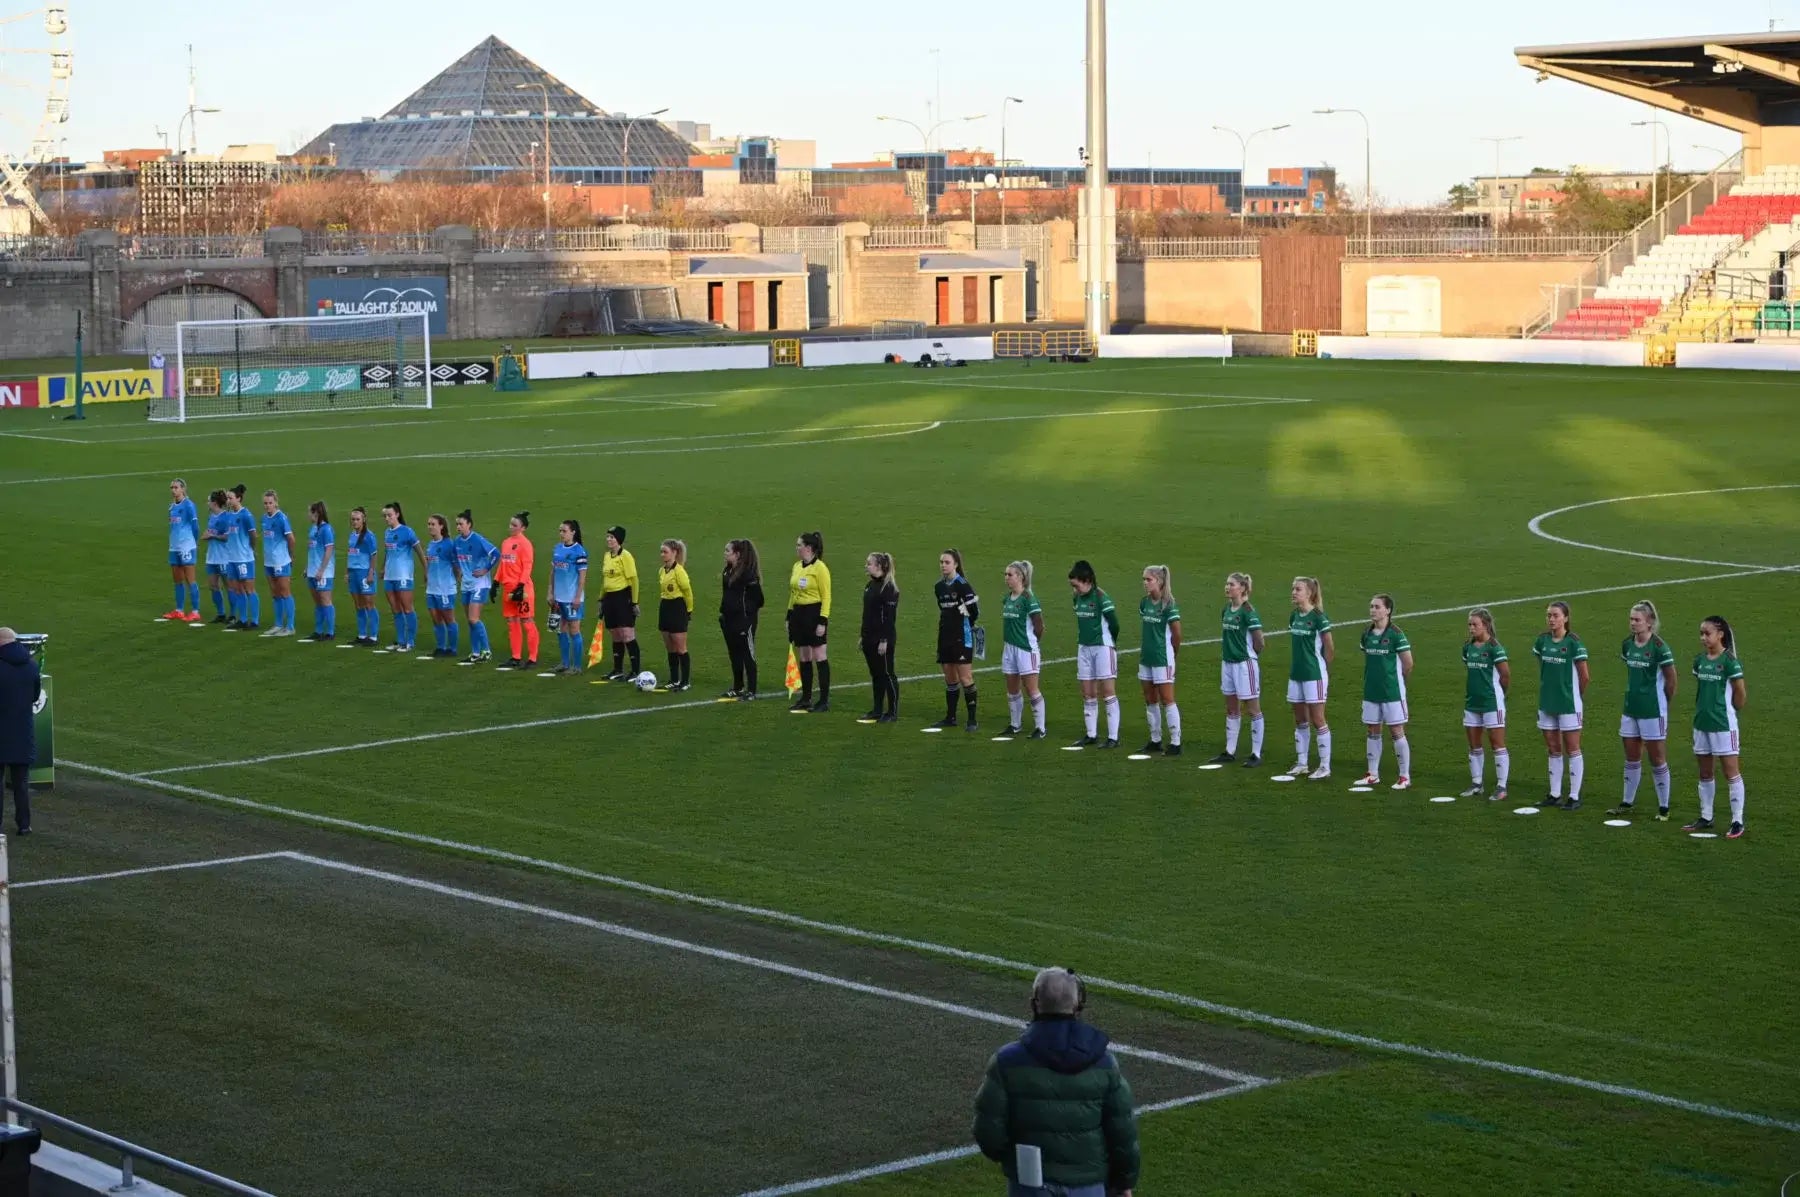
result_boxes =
[12,0,1794,203]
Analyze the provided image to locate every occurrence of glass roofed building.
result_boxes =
[298,36,695,180]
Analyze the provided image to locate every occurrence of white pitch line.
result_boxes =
[0,430,88,443]
[731,1081,1277,1197]
[10,851,291,890]
[1528,484,1800,571]
[280,852,1259,1084]
[138,563,1785,778]
[56,762,1800,1134]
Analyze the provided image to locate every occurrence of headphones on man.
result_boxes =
[1029,967,1087,1016]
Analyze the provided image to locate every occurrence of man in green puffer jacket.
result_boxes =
[972,967,1139,1196]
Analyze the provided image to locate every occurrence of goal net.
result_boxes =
[151,312,433,422]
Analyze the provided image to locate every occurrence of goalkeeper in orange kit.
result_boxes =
[496,511,540,669]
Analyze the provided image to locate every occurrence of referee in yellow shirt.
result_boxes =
[657,538,695,691]
[599,525,641,681]
[787,530,832,712]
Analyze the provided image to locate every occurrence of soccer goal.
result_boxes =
[150,312,433,422]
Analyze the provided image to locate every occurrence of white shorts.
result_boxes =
[1076,644,1118,682]
[1692,727,1740,757]
[1462,709,1505,729]
[1287,678,1327,705]
[1362,700,1408,727]
[1619,715,1668,742]
[1537,711,1583,732]
[1220,659,1260,700]
[1001,644,1041,677]
[1138,662,1175,685]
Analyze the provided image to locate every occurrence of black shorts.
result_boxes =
[937,631,973,666]
[658,597,691,634]
[600,590,636,629]
[787,606,826,648]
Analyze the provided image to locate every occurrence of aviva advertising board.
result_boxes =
[307,276,448,335]
[40,369,167,406]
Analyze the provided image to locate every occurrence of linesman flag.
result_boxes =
[587,620,609,669]
[785,646,802,696]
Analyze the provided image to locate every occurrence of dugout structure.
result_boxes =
[537,286,685,337]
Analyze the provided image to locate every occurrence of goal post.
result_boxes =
[152,312,433,422]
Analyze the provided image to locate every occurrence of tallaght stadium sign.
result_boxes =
[305,276,448,334]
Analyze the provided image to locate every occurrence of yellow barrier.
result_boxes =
[1041,330,1097,358]
[1645,334,1677,368]
[184,367,221,398]
[1292,330,1319,358]
[993,330,1042,358]
[771,339,802,366]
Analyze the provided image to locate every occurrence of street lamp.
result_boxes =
[878,112,987,223]
[175,104,220,243]
[617,107,670,221]
[514,82,552,240]
[1632,118,1670,215]
[1213,123,1289,224]
[1477,135,1523,230]
[999,96,1023,228]
[1314,107,1371,241]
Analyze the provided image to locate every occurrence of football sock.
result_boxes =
[1698,777,1716,821]
[1469,749,1485,787]
[507,623,523,661]
[612,644,625,674]
[211,588,226,617]
[569,632,581,669]
[524,621,540,661]
[945,685,960,720]
[1031,693,1045,733]
[1394,735,1410,778]
[1225,714,1241,755]
[1316,725,1332,770]
[173,583,185,611]
[816,660,830,701]
[1083,698,1099,739]
[1250,714,1265,756]
[799,659,814,699]
[1547,754,1564,798]
[1622,760,1642,805]
[1567,751,1585,799]
[1294,724,1312,766]
[680,653,691,686]
[1727,775,1745,823]
[1145,705,1163,746]
[1008,692,1025,729]
[1105,695,1121,740]
[1163,703,1181,747]
[1652,764,1671,810]
[1366,733,1383,778]
[188,582,200,612]
[963,685,977,723]
[248,594,260,626]
[668,651,680,683]
[626,640,640,674]
[1495,748,1510,788]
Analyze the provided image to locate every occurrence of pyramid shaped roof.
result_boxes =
[299,36,695,173]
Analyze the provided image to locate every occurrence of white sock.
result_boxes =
[1164,703,1181,747]
[1365,734,1383,779]
[1317,725,1332,770]
[1548,754,1564,798]
[1146,705,1163,744]
[1568,752,1585,799]
[1394,736,1410,779]
[1727,774,1745,824]
[1496,748,1510,788]
[1083,698,1099,738]
[1294,723,1312,766]
[1031,693,1046,733]
[1008,692,1025,729]
[1469,749,1485,787]
[1622,760,1642,805]
[1251,714,1265,756]
[1698,777,1716,821]
[1225,714,1242,755]
[1652,765,1671,810]
[1105,696,1120,739]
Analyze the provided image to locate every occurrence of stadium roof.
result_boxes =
[1516,31,1800,132]
[299,36,695,173]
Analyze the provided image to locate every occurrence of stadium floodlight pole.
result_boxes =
[515,82,552,242]
[1213,123,1289,225]
[1632,118,1670,216]
[618,107,670,222]
[1314,108,1371,242]
[1000,96,1023,229]
[1478,135,1522,230]
[174,105,220,246]
[1083,0,1108,340]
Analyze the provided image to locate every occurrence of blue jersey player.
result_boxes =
[453,509,500,664]
[258,490,297,637]
[222,484,260,630]
[305,500,337,641]
[164,478,201,622]
[201,489,233,624]
[423,514,463,658]
[345,506,381,647]
[379,501,424,653]
[550,520,591,675]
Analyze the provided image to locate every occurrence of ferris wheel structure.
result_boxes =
[0,3,71,227]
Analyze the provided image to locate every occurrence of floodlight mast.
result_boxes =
[1082,0,1108,341]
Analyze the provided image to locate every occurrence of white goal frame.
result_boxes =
[160,311,433,424]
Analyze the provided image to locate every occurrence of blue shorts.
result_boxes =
[462,586,492,607]
[554,601,584,623]
[226,562,254,582]
[348,570,374,596]
[265,563,292,579]
[169,549,196,567]
[309,576,334,593]
[205,562,225,578]
[427,593,456,611]
[384,579,413,594]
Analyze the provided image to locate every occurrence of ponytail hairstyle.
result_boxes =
[1144,564,1174,609]
[456,508,475,530]
[662,537,687,567]
[1467,606,1496,644]
[208,488,228,510]
[427,513,448,539]
[1227,570,1253,600]
[867,551,897,593]
[230,483,247,504]
[1702,614,1737,659]
[799,530,824,562]
[1007,559,1034,595]
[513,510,530,530]
[726,538,760,586]
[350,504,367,530]
[1549,599,1572,632]
[942,547,965,578]
[1292,575,1321,611]
[1630,599,1661,647]
[262,488,279,504]
[1371,592,1394,621]
[563,518,584,545]
[1069,559,1098,589]
[383,500,407,526]
[309,500,330,526]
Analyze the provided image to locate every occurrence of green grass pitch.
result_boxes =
[1,355,1795,1194]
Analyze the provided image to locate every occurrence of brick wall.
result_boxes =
[0,264,90,358]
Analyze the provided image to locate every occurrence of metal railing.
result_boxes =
[121,235,267,260]
[301,230,438,256]
[1523,151,1745,337]
[1118,237,1259,260]
[477,226,736,253]
[868,225,949,248]
[4,1099,274,1196]
[0,235,83,261]
[1346,233,1616,258]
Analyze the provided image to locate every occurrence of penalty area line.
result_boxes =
[54,760,1800,1136]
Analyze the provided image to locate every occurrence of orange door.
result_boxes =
[962,275,978,323]
[737,281,755,331]
[707,282,724,323]
[935,276,950,325]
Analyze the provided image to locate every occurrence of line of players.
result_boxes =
[161,481,1749,838]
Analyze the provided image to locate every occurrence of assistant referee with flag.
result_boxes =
[786,531,831,712]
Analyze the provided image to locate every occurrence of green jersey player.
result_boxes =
[1606,600,1679,821]
[998,561,1047,740]
[1209,571,1266,768]
[1136,565,1183,757]
[1285,576,1334,780]
[1460,607,1512,800]
[1683,615,1747,838]
[1532,601,1590,809]
[1068,560,1121,749]
[1356,594,1414,790]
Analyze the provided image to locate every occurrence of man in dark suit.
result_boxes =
[0,629,40,836]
